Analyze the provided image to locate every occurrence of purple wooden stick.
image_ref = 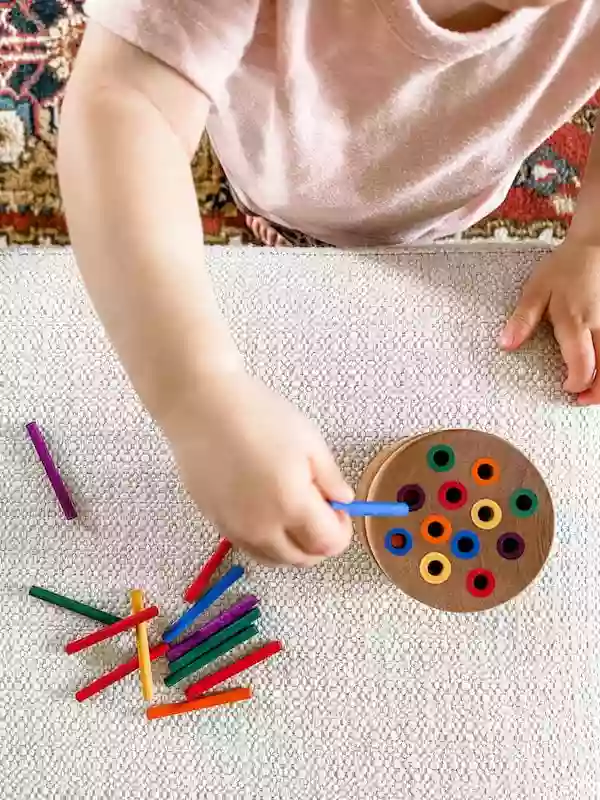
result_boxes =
[26,421,77,520]
[166,594,259,662]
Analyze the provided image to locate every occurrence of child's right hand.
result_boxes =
[164,371,355,566]
[60,25,352,566]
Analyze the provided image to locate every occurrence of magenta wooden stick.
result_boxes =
[166,594,259,662]
[26,421,77,520]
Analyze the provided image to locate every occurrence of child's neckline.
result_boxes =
[372,0,547,61]
[424,2,509,34]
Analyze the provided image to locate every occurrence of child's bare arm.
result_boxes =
[59,24,353,564]
[59,23,238,417]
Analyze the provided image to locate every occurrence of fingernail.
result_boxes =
[498,328,513,349]
[334,485,354,504]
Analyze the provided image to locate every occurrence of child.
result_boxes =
[59,0,600,566]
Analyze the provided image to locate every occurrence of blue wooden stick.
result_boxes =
[330,501,410,517]
[163,565,244,643]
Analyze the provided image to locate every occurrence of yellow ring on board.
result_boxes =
[470,499,502,530]
[419,552,452,585]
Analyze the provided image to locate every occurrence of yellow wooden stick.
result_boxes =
[130,589,153,701]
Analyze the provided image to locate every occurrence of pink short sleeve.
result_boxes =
[84,0,260,105]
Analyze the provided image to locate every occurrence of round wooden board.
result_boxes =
[355,435,428,557]
[357,430,555,613]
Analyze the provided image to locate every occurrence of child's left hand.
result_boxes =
[499,238,600,405]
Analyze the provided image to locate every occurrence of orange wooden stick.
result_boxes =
[146,687,251,720]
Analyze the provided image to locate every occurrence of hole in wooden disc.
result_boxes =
[516,494,532,511]
[497,533,525,560]
[390,533,406,549]
[478,506,493,522]
[477,463,494,480]
[446,487,462,504]
[433,450,450,467]
[397,484,425,511]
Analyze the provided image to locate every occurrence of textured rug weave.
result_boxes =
[1,246,600,800]
[0,0,598,245]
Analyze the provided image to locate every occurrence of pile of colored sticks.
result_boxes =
[30,537,283,721]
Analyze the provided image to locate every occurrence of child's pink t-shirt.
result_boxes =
[85,0,600,246]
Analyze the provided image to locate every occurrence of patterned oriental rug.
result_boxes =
[0,0,598,246]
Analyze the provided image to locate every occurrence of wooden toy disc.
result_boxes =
[357,430,554,613]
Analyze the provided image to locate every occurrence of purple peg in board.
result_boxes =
[166,594,259,662]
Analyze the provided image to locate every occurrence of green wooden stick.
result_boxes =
[168,608,261,673]
[164,625,258,687]
[29,586,122,625]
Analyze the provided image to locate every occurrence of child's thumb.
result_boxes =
[499,283,549,351]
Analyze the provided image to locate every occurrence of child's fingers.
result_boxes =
[577,330,600,405]
[499,279,548,350]
[287,485,353,558]
[553,322,595,394]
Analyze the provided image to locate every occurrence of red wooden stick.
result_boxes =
[185,640,283,700]
[65,606,159,655]
[184,538,232,603]
[75,643,168,702]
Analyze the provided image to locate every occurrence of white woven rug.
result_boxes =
[1,246,599,800]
